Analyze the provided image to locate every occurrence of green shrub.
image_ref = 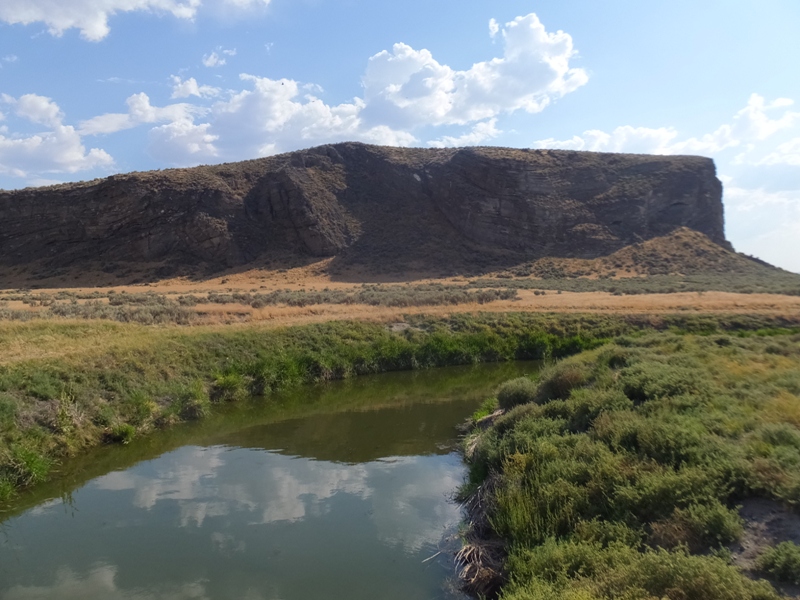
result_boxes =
[504,542,780,600]
[108,423,136,445]
[620,362,710,403]
[0,444,52,488]
[573,519,644,547]
[471,396,500,422]
[0,393,17,428]
[536,362,592,403]
[650,501,743,550]
[0,476,14,502]
[174,381,211,420]
[122,390,157,425]
[756,542,800,585]
[563,389,633,432]
[498,377,539,410]
[211,372,249,403]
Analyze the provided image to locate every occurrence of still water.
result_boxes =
[0,362,535,600]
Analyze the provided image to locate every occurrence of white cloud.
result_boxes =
[0,1,271,41]
[0,94,113,177]
[724,186,800,273]
[758,137,800,166]
[170,76,220,99]
[204,74,414,159]
[148,120,219,163]
[731,94,799,141]
[26,177,63,187]
[535,125,679,154]
[4,12,586,174]
[0,0,202,41]
[223,0,270,7]
[533,94,796,157]
[79,93,205,135]
[362,13,587,129]
[104,13,582,165]
[488,18,500,39]
[535,124,741,156]
[202,47,236,67]
[3,93,64,127]
[202,52,225,68]
[428,119,501,148]
[725,185,800,213]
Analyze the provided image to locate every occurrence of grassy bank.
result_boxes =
[1,312,798,506]
[461,329,800,599]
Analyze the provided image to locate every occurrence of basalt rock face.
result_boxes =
[0,143,728,271]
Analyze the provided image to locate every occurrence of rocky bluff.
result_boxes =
[0,143,727,270]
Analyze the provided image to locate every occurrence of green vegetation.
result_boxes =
[3,312,796,505]
[3,309,800,600]
[461,331,800,599]
[757,542,800,585]
[0,312,616,502]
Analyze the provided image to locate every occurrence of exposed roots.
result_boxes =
[455,538,506,598]
[456,472,507,598]
[460,409,505,463]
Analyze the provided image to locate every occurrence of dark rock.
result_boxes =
[0,143,728,271]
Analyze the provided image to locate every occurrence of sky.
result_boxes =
[0,0,798,272]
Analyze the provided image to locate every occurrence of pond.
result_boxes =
[0,362,536,600]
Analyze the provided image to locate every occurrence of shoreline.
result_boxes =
[2,311,797,501]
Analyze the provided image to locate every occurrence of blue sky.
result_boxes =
[1,0,798,271]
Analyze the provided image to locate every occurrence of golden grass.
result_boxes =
[763,391,800,428]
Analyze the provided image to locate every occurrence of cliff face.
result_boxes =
[0,143,727,270]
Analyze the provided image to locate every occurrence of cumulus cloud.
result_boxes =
[69,13,583,166]
[533,94,794,156]
[3,93,64,127]
[3,12,586,176]
[223,0,270,7]
[170,76,220,99]
[361,13,587,129]
[202,52,225,68]
[148,120,219,163]
[202,47,235,67]
[0,1,271,41]
[0,0,202,41]
[488,18,500,39]
[535,126,679,154]
[79,93,205,135]
[723,186,800,273]
[202,74,415,161]
[0,93,113,178]
[758,137,800,166]
[731,94,799,141]
[428,119,501,148]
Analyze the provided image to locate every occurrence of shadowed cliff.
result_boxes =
[0,143,729,276]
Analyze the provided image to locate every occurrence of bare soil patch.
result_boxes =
[732,498,800,598]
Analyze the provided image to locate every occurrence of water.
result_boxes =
[0,362,536,600]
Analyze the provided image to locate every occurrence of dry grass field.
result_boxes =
[1,260,799,328]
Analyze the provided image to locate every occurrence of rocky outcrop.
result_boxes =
[0,143,728,271]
